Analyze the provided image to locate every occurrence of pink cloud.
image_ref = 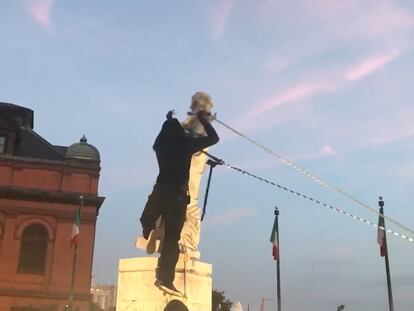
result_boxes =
[24,0,54,29]
[318,145,336,157]
[218,48,402,141]
[210,0,236,39]
[346,2,413,38]
[248,81,336,118]
[344,50,401,81]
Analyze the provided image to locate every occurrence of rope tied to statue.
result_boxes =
[214,118,414,237]
[200,153,224,222]
[200,151,414,244]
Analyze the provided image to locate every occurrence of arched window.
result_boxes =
[18,224,48,274]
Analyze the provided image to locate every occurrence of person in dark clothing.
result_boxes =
[140,110,219,296]
[164,300,189,311]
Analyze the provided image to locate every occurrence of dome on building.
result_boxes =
[65,135,100,162]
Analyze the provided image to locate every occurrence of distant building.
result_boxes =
[91,284,117,310]
[0,102,105,310]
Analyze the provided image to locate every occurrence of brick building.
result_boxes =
[91,284,117,310]
[0,103,105,310]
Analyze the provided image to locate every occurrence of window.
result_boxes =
[18,224,48,274]
[0,136,5,154]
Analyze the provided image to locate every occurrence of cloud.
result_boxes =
[344,50,401,81]
[210,0,236,39]
[24,0,54,30]
[319,145,336,157]
[206,207,253,226]
[232,48,401,135]
[265,58,292,76]
[248,81,336,118]
[296,145,338,161]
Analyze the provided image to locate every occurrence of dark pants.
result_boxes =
[140,185,188,284]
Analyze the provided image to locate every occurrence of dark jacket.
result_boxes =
[153,117,219,194]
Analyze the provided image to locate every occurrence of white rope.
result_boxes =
[215,118,414,236]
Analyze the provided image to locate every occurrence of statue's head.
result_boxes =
[190,91,213,113]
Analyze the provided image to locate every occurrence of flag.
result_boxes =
[270,217,279,261]
[70,210,80,247]
[377,213,386,257]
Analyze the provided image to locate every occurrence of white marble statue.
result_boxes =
[178,91,214,257]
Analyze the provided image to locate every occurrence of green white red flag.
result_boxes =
[70,210,80,247]
[377,214,386,257]
[270,217,279,261]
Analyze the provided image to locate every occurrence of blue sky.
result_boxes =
[2,0,414,310]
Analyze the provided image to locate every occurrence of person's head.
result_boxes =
[164,300,189,311]
[161,118,185,141]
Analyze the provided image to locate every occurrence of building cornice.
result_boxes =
[0,155,101,173]
[0,186,105,209]
[0,287,91,301]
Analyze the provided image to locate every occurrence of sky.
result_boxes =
[1,0,414,310]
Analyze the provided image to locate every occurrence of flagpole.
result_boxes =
[275,207,281,311]
[69,195,83,311]
[379,197,394,311]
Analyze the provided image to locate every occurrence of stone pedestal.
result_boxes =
[116,256,212,311]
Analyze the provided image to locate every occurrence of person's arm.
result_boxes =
[187,112,219,153]
[153,110,175,151]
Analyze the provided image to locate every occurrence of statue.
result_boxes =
[137,92,219,296]
[179,91,214,257]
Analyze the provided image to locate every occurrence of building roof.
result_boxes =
[66,135,100,162]
[0,102,34,129]
[0,102,100,165]
[12,128,66,161]
[0,111,21,133]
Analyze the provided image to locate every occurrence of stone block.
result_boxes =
[117,256,212,311]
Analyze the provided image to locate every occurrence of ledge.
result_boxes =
[0,287,91,301]
[0,186,105,209]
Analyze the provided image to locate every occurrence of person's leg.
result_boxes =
[140,186,162,238]
[157,194,187,285]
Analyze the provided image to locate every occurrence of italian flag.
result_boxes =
[70,210,80,247]
[270,218,279,261]
[377,214,386,257]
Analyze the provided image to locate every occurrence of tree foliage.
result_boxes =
[212,289,233,311]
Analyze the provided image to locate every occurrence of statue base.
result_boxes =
[116,256,212,311]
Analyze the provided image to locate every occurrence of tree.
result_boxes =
[212,289,233,311]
